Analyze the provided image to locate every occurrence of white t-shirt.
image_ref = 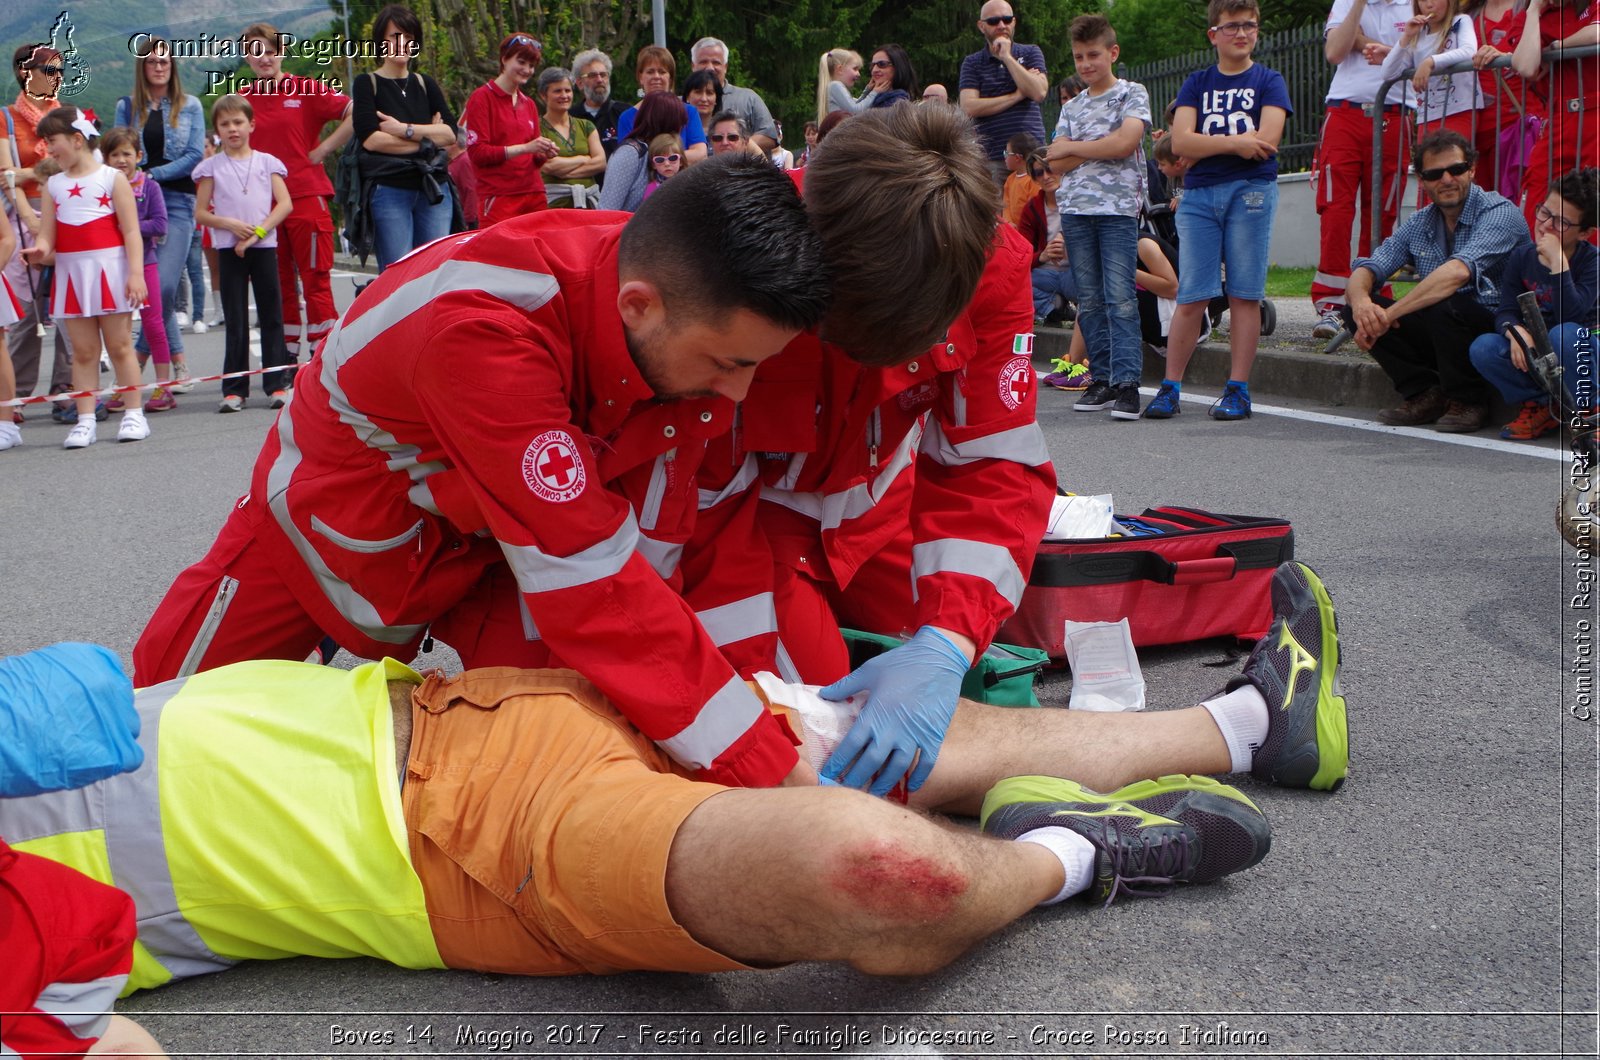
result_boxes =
[1325,0,1416,106]
[1379,14,1483,120]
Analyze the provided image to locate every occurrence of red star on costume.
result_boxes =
[96,193,111,208]
[66,184,83,197]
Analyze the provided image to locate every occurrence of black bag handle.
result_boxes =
[1028,533,1293,588]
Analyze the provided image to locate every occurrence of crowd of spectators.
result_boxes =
[0,0,1594,445]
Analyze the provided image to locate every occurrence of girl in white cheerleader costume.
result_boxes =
[20,108,150,448]
[0,205,21,452]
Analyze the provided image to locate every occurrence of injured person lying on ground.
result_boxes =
[0,561,1347,994]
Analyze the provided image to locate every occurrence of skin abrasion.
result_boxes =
[827,838,971,921]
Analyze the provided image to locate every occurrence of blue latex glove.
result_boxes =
[818,626,969,796]
[0,643,141,798]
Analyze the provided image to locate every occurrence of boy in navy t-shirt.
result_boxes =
[1143,0,1292,421]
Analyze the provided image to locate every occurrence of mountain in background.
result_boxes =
[3,0,339,120]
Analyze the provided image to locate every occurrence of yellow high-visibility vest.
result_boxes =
[2,658,444,993]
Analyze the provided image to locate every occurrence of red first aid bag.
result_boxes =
[999,506,1294,656]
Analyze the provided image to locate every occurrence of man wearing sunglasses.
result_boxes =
[1341,129,1531,432]
[960,1,1049,182]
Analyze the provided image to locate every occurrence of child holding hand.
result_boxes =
[192,94,293,413]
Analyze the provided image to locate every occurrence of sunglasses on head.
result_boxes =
[653,153,681,165]
[506,34,542,51]
[983,14,1016,25]
[1417,160,1471,181]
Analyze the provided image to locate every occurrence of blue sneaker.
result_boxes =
[1210,382,1251,420]
[1143,382,1181,419]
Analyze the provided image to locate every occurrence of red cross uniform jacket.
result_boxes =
[0,838,137,1057]
[247,212,798,786]
[711,222,1055,651]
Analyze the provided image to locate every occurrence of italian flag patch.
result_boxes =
[1013,332,1034,356]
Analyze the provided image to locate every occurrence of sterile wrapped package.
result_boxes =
[1063,618,1145,712]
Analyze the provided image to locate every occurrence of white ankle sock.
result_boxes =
[1015,826,1097,905]
[76,413,95,426]
[1202,684,1270,774]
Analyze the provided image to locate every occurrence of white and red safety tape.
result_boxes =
[0,363,303,408]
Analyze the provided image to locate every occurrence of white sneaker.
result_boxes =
[0,422,20,450]
[219,394,244,413]
[169,365,196,394]
[117,410,150,442]
[63,420,97,449]
[175,311,190,327]
[191,320,208,335]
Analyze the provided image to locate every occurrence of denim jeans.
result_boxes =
[1031,265,1078,319]
[1062,213,1142,387]
[176,226,206,320]
[1175,177,1278,304]
[370,182,454,272]
[1468,323,1595,408]
[137,190,194,358]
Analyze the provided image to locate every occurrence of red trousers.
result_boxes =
[276,198,338,359]
[132,497,325,685]
[1311,104,1410,310]
[479,191,547,228]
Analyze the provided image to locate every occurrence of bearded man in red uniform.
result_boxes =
[135,155,832,789]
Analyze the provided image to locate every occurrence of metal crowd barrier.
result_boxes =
[1368,44,1598,251]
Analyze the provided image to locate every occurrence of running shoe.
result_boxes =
[1500,400,1557,441]
[218,395,244,413]
[269,389,291,409]
[175,311,190,327]
[1144,382,1182,419]
[105,395,126,412]
[1074,381,1115,411]
[93,401,110,422]
[1232,561,1349,791]
[51,402,76,425]
[1044,360,1093,391]
[143,387,176,413]
[0,422,20,451]
[1210,381,1252,421]
[170,364,196,394]
[116,411,150,442]
[191,320,209,335]
[981,774,1271,906]
[62,421,96,449]
[1310,307,1343,340]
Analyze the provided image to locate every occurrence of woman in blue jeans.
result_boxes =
[115,37,202,389]
[352,4,458,270]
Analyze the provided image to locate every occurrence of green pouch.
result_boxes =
[839,629,1049,707]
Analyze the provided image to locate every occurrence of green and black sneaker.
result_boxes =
[980,774,1272,905]
[1233,561,1350,792]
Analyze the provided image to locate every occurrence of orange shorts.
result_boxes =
[402,667,751,977]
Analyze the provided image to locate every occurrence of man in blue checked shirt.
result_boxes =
[1341,129,1532,433]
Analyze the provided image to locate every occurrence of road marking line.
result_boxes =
[1036,372,1569,462]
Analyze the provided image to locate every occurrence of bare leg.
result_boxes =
[87,1015,169,1057]
[1226,295,1261,382]
[63,318,102,417]
[666,786,1061,975]
[100,314,142,396]
[1161,301,1210,382]
[909,700,1233,817]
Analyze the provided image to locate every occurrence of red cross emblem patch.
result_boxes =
[522,429,588,503]
[999,356,1033,411]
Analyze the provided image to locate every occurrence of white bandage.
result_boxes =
[752,671,867,770]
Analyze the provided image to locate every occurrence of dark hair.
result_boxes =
[1413,128,1475,172]
[372,4,423,57]
[100,126,141,158]
[680,68,722,113]
[14,44,63,91]
[620,153,831,332]
[1056,75,1086,100]
[629,91,689,144]
[805,105,999,366]
[1006,131,1040,156]
[1070,14,1118,46]
[1553,168,1599,230]
[1207,0,1262,26]
[1025,146,1050,179]
[35,105,89,142]
[875,43,918,97]
[818,110,850,140]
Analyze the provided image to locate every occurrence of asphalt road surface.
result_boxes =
[1,274,1593,1058]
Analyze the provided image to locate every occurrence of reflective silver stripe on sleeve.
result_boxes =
[911,538,1027,608]
[759,425,920,531]
[657,675,765,772]
[636,534,683,579]
[694,592,778,647]
[0,680,236,982]
[773,638,804,684]
[919,419,1052,468]
[517,593,542,641]
[499,513,639,595]
[697,453,759,510]
[952,376,968,427]
[317,262,561,515]
[266,408,426,645]
[638,452,672,531]
[772,452,807,491]
[35,974,125,1040]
